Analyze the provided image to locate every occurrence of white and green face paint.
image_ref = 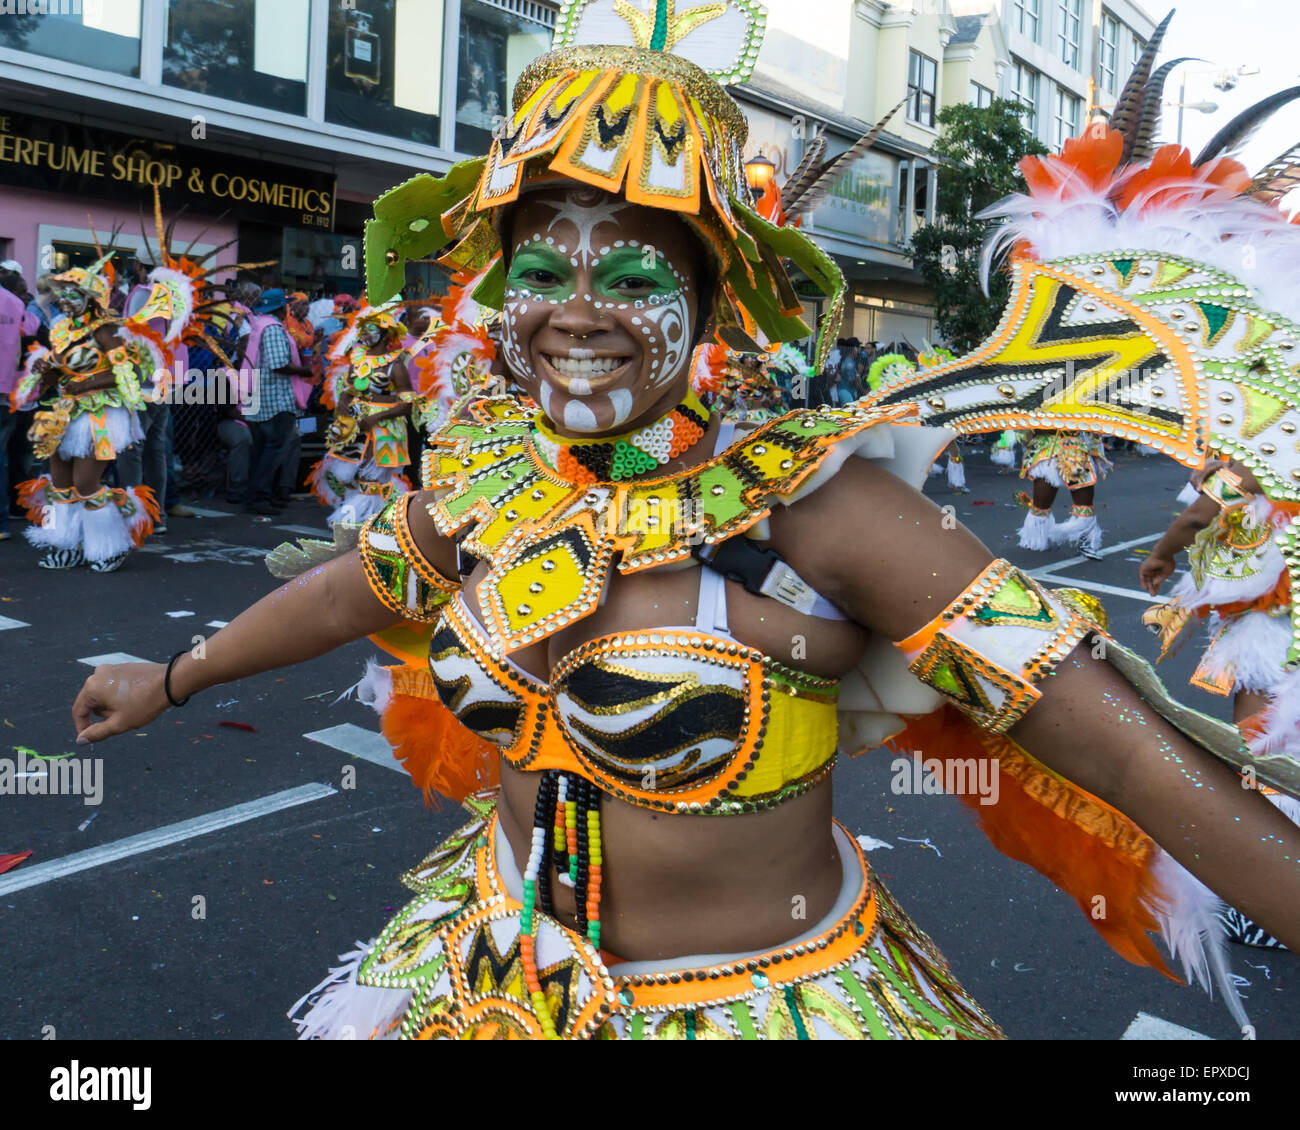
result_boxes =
[501,186,700,436]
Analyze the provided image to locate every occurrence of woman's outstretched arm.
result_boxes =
[776,455,1300,952]
[72,489,457,742]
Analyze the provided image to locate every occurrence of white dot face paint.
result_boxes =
[500,183,705,438]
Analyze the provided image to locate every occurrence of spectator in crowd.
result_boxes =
[1,267,43,527]
[0,268,36,540]
[241,288,314,515]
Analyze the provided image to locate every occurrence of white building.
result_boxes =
[952,0,1157,150]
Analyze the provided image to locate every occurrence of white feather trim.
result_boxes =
[1198,611,1293,695]
[144,266,197,343]
[339,658,394,717]
[1051,511,1103,552]
[121,486,156,542]
[287,939,412,1041]
[1025,459,1065,488]
[990,446,1015,467]
[927,461,944,477]
[980,186,1300,327]
[946,456,966,489]
[81,499,134,563]
[24,496,84,550]
[1149,849,1251,1030]
[57,405,145,460]
[1019,509,1056,551]
[1248,667,1300,761]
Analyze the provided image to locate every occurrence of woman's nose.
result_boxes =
[548,292,613,340]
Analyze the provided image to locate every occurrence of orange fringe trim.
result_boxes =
[379,665,499,806]
[127,484,161,545]
[888,705,1179,981]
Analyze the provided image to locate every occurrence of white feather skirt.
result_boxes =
[946,457,966,489]
[1198,611,1294,697]
[57,405,144,460]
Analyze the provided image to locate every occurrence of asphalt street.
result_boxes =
[0,446,1295,1041]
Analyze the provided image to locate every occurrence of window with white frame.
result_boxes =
[970,82,994,109]
[1014,0,1040,43]
[1098,11,1119,94]
[1132,34,1146,66]
[1011,62,1041,132]
[1053,87,1080,148]
[907,50,938,127]
[1057,0,1082,69]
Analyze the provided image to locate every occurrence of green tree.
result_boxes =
[910,99,1048,353]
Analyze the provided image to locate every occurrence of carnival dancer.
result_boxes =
[1140,459,1300,948]
[72,5,1300,1041]
[1016,429,1111,557]
[12,255,160,570]
[311,299,419,526]
[989,429,1020,474]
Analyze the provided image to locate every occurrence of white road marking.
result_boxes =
[304,723,400,773]
[180,506,231,518]
[275,524,333,538]
[206,620,229,628]
[165,610,195,618]
[1121,1011,1212,1040]
[1029,533,1161,577]
[1027,575,1160,604]
[78,652,149,667]
[0,615,30,631]
[0,783,338,896]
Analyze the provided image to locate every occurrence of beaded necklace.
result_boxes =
[521,769,602,1038]
[530,390,709,483]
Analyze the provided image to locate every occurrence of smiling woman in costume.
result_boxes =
[71,3,1300,1039]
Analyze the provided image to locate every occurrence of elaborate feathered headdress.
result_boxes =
[363,0,847,369]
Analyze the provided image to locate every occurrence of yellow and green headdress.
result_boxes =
[47,251,115,309]
[364,0,845,369]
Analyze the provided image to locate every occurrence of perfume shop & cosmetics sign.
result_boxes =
[0,110,336,230]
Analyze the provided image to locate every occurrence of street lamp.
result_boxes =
[1178,62,1257,144]
[744,152,777,202]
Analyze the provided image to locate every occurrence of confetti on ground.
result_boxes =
[897,835,943,857]
[215,699,239,708]
[855,834,894,851]
[0,850,33,875]
[77,813,98,832]
[165,611,195,618]
[219,721,258,732]
[3,719,13,727]
[971,500,994,506]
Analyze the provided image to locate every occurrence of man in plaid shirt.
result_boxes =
[244,289,314,515]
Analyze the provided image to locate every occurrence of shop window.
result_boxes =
[455,0,555,156]
[0,0,141,77]
[163,0,309,117]
[325,0,447,147]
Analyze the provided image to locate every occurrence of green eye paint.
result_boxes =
[506,244,576,300]
[592,247,682,299]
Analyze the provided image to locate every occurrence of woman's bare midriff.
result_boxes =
[497,766,843,961]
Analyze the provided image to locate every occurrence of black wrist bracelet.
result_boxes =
[165,650,192,708]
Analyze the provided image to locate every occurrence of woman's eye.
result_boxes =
[520,269,562,287]
[611,275,656,292]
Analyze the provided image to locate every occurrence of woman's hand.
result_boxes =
[72,662,172,744]
[1138,553,1176,595]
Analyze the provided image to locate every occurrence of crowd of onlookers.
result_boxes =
[0,257,436,540]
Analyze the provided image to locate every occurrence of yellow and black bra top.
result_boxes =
[428,568,840,815]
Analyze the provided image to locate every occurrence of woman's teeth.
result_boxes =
[545,355,628,378]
